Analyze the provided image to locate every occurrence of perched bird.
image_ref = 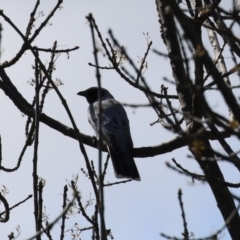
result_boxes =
[77,87,141,181]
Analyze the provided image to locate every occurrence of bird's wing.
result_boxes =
[88,99,133,150]
[101,99,133,152]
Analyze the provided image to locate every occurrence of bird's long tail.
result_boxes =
[108,147,141,181]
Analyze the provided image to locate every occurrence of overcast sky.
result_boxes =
[0,1,239,240]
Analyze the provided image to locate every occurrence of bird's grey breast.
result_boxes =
[87,103,98,133]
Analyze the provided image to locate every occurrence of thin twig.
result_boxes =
[0,123,34,172]
[0,193,9,222]
[171,158,206,181]
[0,194,32,218]
[70,181,95,225]
[178,189,189,240]
[102,154,110,182]
[32,46,79,53]
[104,179,132,187]
[136,41,152,84]
[60,185,68,240]
[25,0,40,38]
[33,52,40,235]
[87,13,106,240]
[38,180,44,238]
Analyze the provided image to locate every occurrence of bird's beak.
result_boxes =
[77,91,85,96]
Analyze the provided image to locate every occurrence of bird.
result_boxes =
[77,87,141,181]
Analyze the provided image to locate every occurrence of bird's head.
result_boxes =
[77,87,114,104]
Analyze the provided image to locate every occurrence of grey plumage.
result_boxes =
[77,87,141,181]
